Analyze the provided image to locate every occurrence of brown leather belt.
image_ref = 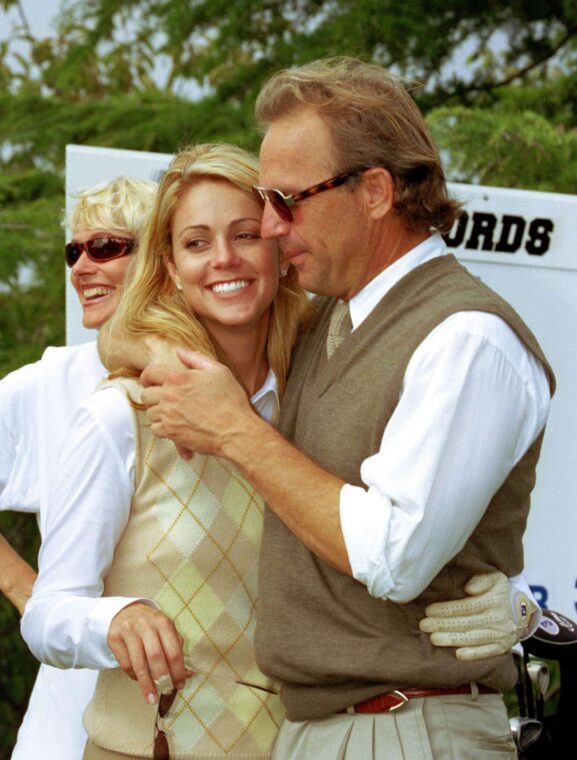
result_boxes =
[341,685,499,714]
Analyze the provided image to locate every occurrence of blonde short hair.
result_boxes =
[116,144,309,395]
[256,57,461,234]
[66,177,158,239]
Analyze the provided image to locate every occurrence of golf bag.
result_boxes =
[511,608,577,758]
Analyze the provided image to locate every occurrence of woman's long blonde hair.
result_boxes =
[115,143,309,396]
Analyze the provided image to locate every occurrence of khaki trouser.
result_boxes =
[272,693,516,759]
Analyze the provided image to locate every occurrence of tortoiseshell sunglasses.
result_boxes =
[253,168,369,222]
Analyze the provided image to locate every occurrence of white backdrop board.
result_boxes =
[65,145,576,618]
[445,183,577,618]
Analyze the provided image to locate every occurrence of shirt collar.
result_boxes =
[251,368,279,424]
[348,233,448,330]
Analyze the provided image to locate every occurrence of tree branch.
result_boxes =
[467,24,577,95]
[15,0,31,36]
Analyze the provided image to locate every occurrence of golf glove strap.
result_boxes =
[419,571,539,661]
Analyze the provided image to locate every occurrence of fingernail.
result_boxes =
[147,692,158,705]
[176,681,185,690]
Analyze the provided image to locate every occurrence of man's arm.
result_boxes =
[141,353,351,574]
[338,313,550,601]
[0,532,36,614]
[142,312,549,601]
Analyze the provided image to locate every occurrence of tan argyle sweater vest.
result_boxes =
[83,379,284,759]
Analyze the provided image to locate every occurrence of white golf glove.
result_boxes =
[419,571,539,661]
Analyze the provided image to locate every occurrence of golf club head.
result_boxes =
[526,660,550,697]
[509,716,543,752]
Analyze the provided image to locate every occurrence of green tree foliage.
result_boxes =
[5,0,572,104]
[0,0,576,755]
[428,101,577,193]
[0,512,39,760]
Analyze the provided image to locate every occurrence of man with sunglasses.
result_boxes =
[0,177,156,759]
[140,58,552,758]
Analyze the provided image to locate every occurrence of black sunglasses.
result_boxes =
[65,236,136,268]
[253,168,369,222]
[153,688,177,760]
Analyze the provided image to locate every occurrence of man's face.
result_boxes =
[259,107,373,300]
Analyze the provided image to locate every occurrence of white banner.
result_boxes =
[65,146,577,618]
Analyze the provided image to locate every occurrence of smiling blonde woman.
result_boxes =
[22,144,310,759]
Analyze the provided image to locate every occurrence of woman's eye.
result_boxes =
[235,231,260,243]
[184,238,209,251]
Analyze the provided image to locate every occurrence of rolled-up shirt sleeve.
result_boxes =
[21,387,150,669]
[340,311,551,603]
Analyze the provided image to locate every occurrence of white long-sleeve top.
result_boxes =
[339,234,551,602]
[0,342,105,760]
[0,342,104,532]
[21,372,279,670]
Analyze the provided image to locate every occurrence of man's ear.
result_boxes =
[362,168,394,220]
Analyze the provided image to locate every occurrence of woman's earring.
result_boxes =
[280,265,289,278]
[175,278,183,291]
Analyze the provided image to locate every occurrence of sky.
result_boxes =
[0,0,205,97]
[0,0,64,84]
[0,0,496,95]
[0,0,62,39]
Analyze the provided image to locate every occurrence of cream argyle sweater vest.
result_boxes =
[83,379,283,759]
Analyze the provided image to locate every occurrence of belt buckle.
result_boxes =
[389,690,409,711]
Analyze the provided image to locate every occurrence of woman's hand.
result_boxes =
[0,533,36,615]
[108,602,190,704]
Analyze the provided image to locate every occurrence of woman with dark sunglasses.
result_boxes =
[22,144,310,759]
[0,176,157,760]
[66,184,148,330]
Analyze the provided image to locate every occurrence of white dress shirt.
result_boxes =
[0,342,105,760]
[22,372,279,670]
[339,234,551,602]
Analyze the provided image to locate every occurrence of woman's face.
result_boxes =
[168,179,280,345]
[69,228,134,330]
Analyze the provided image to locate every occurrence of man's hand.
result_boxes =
[419,571,539,661]
[142,352,351,574]
[107,602,191,704]
[140,350,252,457]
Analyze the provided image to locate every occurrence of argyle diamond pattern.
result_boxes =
[143,436,283,756]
